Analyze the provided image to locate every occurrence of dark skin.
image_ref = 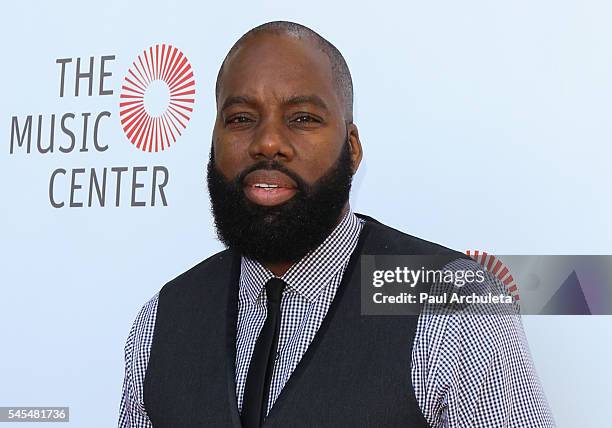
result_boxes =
[213,32,363,276]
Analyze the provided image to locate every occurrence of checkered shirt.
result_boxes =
[118,210,555,427]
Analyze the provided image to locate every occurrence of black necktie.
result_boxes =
[241,278,287,428]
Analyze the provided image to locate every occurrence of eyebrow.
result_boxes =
[283,95,329,112]
[220,95,256,111]
[220,94,330,112]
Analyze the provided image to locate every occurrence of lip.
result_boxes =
[243,170,298,206]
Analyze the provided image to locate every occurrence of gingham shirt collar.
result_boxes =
[240,209,362,304]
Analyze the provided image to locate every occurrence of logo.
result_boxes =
[119,44,195,152]
[8,44,195,208]
[466,250,521,302]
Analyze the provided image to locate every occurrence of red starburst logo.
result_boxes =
[119,44,195,152]
[466,250,521,302]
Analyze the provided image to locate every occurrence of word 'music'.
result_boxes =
[10,112,110,154]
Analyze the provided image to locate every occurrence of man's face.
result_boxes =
[208,32,362,263]
[212,32,360,196]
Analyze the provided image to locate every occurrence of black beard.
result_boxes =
[206,141,354,264]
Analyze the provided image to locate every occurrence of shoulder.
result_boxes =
[356,212,467,258]
[127,249,232,333]
[157,248,236,300]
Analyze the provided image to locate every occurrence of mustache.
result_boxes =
[235,160,308,192]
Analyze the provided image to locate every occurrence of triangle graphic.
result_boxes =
[540,270,591,315]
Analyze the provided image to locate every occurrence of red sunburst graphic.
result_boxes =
[119,44,195,152]
[466,250,521,302]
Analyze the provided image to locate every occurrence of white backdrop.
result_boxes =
[1,1,611,426]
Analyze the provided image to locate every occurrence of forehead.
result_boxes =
[218,33,339,107]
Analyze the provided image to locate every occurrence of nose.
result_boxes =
[247,118,294,161]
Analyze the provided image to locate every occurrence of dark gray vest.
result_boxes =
[144,214,464,427]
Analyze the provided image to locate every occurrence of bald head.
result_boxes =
[215,21,354,122]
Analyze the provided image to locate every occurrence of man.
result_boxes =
[119,21,555,427]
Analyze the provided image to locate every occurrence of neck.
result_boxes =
[264,203,350,277]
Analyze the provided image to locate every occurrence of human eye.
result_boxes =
[225,114,255,129]
[290,113,323,127]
